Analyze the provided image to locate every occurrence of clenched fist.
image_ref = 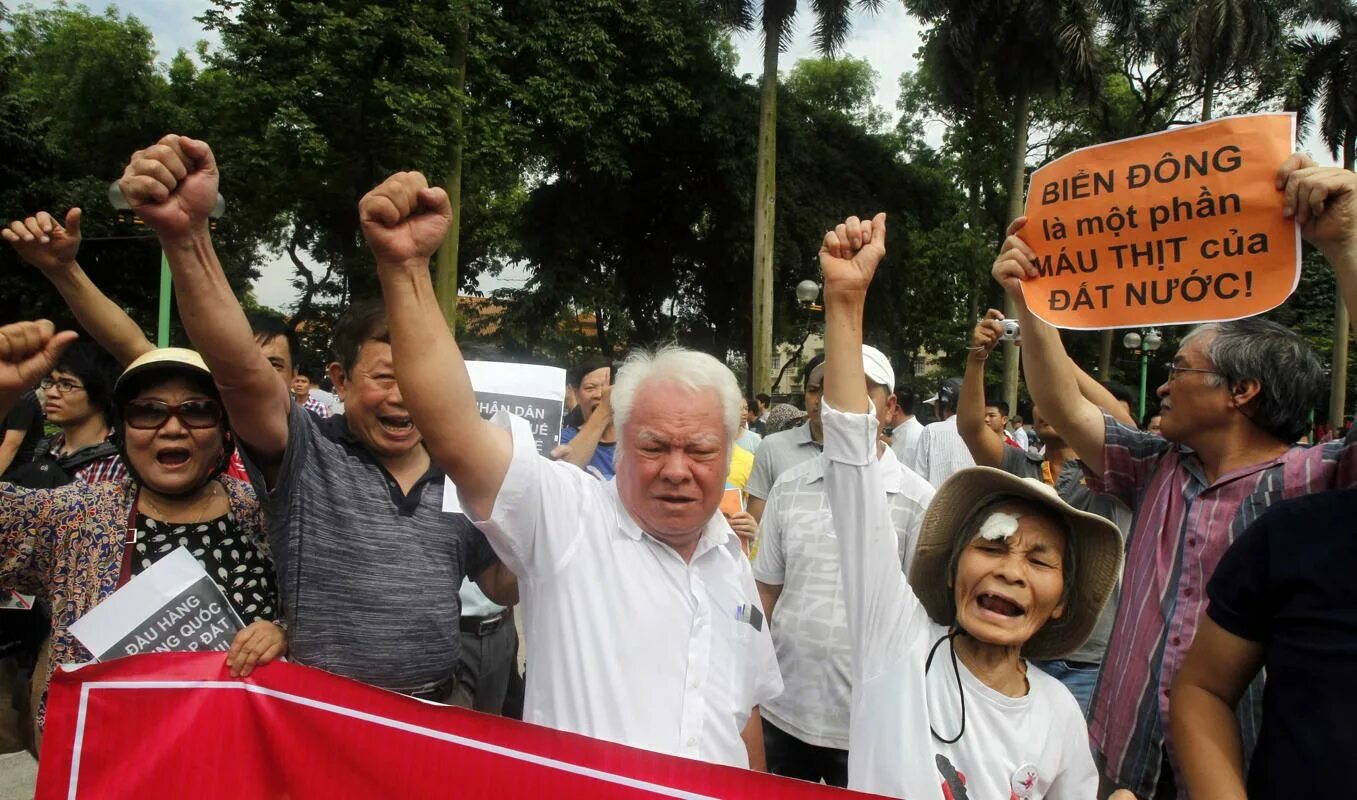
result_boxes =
[819,213,887,298]
[117,134,220,239]
[0,320,77,397]
[359,172,451,268]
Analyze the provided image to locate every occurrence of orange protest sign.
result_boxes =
[720,486,745,516]
[1020,113,1300,329]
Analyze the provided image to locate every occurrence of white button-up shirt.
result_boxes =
[907,416,975,488]
[752,447,933,749]
[470,412,783,767]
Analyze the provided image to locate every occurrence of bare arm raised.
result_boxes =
[3,208,154,366]
[958,309,1007,468]
[117,135,290,470]
[362,172,511,521]
[992,217,1109,475]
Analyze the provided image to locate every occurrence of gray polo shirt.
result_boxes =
[248,404,498,696]
[1000,445,1131,664]
[746,423,822,501]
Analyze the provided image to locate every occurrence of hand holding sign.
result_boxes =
[227,620,287,678]
[1278,154,1357,262]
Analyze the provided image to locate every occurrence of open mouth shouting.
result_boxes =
[976,592,1026,621]
[377,414,416,437]
[154,446,194,469]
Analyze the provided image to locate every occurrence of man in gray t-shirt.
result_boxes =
[747,355,825,522]
[118,135,516,701]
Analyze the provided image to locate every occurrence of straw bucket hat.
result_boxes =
[907,466,1123,660]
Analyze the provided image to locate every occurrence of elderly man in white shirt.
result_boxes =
[752,344,934,786]
[361,171,782,769]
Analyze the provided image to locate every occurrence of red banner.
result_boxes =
[38,653,881,799]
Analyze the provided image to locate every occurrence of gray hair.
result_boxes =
[1182,318,1322,442]
[611,346,742,445]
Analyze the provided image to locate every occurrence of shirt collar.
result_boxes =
[610,481,732,551]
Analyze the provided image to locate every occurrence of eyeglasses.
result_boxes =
[122,399,224,430]
[40,378,85,395]
[1164,363,1221,382]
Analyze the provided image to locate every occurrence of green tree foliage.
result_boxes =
[785,56,889,132]
[0,2,234,335]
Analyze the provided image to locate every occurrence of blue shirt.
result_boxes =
[560,425,616,479]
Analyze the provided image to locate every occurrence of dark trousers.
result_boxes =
[762,718,849,787]
[450,611,520,715]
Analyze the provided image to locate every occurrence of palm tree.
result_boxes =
[723,0,884,394]
[906,0,1112,410]
[1149,0,1285,120]
[1293,0,1357,429]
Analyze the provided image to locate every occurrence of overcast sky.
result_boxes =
[20,1,1334,312]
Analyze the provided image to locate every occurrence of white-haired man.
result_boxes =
[362,171,781,769]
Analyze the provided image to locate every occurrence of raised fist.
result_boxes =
[0,320,77,397]
[117,134,219,239]
[3,208,82,273]
[819,213,887,297]
[359,172,451,268]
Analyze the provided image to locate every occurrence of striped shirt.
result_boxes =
[905,416,975,488]
[1086,413,1357,797]
[44,433,127,485]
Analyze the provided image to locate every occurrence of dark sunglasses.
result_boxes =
[122,399,224,430]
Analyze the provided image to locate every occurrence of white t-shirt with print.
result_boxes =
[822,400,1097,800]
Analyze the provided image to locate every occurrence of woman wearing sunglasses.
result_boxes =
[0,331,282,738]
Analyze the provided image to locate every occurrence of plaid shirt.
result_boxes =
[45,433,127,485]
[1086,414,1357,797]
[302,396,332,419]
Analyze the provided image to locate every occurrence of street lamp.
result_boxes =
[770,281,823,394]
[795,279,821,307]
[1122,328,1163,421]
[110,182,225,347]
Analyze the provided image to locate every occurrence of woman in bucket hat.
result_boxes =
[816,213,1128,799]
[0,324,282,739]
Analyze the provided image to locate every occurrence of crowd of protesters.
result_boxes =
[0,131,1352,800]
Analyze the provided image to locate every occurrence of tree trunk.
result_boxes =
[1328,134,1356,431]
[1002,87,1030,415]
[967,174,982,322]
[1098,329,1113,381]
[750,11,780,395]
[434,0,471,330]
[1200,77,1215,122]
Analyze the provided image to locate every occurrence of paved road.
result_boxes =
[0,752,36,799]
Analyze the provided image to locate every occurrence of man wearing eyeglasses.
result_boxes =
[992,154,1357,799]
[26,344,127,486]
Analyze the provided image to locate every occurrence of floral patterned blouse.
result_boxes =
[0,475,269,729]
